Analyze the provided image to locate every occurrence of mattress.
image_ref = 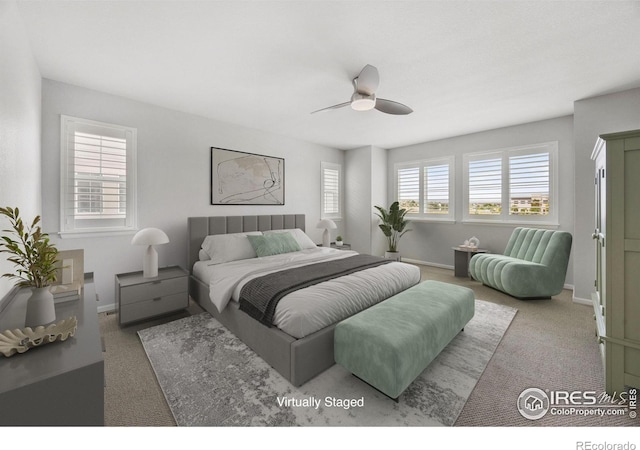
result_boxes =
[193,247,421,338]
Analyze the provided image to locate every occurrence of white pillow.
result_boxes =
[199,249,210,261]
[264,228,317,250]
[201,231,263,265]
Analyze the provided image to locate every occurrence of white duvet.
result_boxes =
[193,248,421,338]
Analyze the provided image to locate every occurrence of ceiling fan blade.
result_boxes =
[375,98,413,115]
[310,102,351,114]
[355,64,379,95]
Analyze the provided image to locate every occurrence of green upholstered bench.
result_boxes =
[334,280,475,400]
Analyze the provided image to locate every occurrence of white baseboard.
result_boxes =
[572,296,592,306]
[401,258,454,271]
[567,284,593,306]
[97,303,116,314]
[561,284,591,305]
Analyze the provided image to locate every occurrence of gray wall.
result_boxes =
[0,1,42,300]
[345,147,372,254]
[370,146,387,257]
[573,87,640,301]
[387,115,575,284]
[40,80,344,310]
[345,145,387,256]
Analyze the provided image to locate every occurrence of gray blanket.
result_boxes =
[239,254,393,326]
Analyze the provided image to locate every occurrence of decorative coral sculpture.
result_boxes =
[0,316,77,357]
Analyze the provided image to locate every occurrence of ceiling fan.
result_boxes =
[311,64,413,115]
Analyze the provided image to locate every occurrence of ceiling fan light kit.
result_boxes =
[350,93,376,111]
[312,64,413,115]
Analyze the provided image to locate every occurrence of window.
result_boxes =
[395,156,454,221]
[60,116,137,236]
[397,166,420,214]
[467,154,502,216]
[321,162,341,219]
[424,162,451,215]
[463,142,557,224]
[509,152,550,216]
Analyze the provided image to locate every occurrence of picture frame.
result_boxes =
[50,249,84,303]
[210,147,285,205]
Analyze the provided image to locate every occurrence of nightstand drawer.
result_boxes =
[120,276,187,305]
[116,266,189,326]
[120,293,188,324]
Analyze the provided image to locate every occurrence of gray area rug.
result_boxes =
[138,299,517,426]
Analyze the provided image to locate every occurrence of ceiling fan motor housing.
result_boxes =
[351,92,376,111]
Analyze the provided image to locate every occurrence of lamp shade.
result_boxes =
[132,228,169,278]
[316,219,337,230]
[131,228,170,246]
[316,219,337,248]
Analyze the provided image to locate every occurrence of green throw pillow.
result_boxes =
[247,232,302,257]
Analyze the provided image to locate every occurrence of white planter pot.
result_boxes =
[385,251,401,261]
[335,241,343,247]
[25,286,56,328]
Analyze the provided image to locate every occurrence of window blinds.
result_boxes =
[397,166,420,214]
[322,165,340,215]
[73,131,127,217]
[509,152,550,216]
[468,157,502,215]
[463,142,556,223]
[424,163,449,214]
[61,116,136,234]
[396,158,454,219]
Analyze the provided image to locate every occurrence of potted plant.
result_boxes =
[374,201,411,260]
[335,235,344,247]
[0,207,59,327]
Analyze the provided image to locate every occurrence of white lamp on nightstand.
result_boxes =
[131,228,170,278]
[316,219,337,248]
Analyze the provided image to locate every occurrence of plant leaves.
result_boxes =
[0,206,59,287]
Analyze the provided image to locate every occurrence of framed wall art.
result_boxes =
[210,147,285,205]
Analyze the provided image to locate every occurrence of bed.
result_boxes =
[187,214,420,386]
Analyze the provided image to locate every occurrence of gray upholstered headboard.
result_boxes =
[187,214,306,273]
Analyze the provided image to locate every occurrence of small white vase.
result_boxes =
[25,286,56,328]
[336,241,343,247]
[385,251,401,261]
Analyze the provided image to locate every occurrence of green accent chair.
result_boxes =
[334,280,475,400]
[469,227,572,299]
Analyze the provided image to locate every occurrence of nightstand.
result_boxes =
[116,266,188,326]
[318,242,352,250]
[452,247,488,278]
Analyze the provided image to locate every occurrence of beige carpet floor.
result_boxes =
[100,264,637,427]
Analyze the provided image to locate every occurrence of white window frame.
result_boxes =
[394,156,455,222]
[462,141,558,226]
[320,161,342,220]
[60,115,137,238]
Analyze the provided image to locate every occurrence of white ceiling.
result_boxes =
[17,0,640,150]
